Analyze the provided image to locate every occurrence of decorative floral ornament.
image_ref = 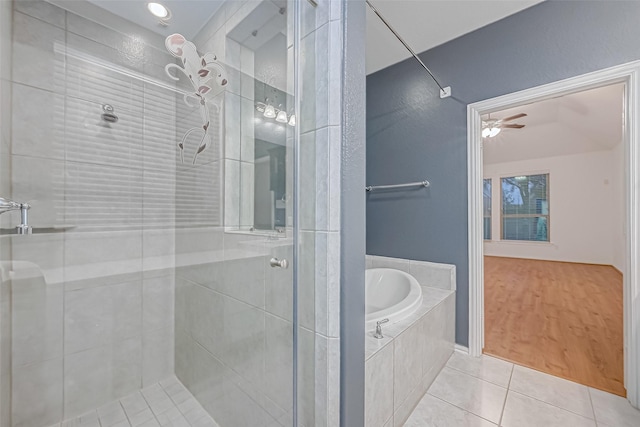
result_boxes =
[165,33,228,164]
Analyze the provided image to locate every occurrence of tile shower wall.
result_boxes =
[173,3,296,426]
[173,1,345,426]
[7,1,179,426]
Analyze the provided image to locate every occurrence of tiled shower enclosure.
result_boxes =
[0,1,346,427]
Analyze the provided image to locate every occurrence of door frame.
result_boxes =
[467,60,640,407]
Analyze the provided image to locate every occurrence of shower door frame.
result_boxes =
[467,60,640,408]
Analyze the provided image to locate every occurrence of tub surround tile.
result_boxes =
[393,322,422,411]
[428,367,507,424]
[369,255,410,273]
[365,333,393,361]
[384,289,454,339]
[446,352,513,388]
[364,345,394,427]
[364,287,455,427]
[409,260,456,291]
[421,296,455,389]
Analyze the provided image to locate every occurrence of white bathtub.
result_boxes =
[365,268,423,330]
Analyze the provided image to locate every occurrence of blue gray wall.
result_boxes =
[366,0,640,346]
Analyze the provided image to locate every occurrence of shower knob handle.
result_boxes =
[270,258,289,269]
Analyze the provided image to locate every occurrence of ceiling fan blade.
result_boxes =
[501,113,527,122]
[502,124,525,129]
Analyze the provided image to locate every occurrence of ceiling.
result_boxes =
[61,1,544,75]
[366,0,543,75]
[483,83,624,165]
[84,0,225,39]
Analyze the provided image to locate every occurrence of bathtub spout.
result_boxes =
[374,318,389,339]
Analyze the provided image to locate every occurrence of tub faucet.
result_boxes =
[374,318,389,339]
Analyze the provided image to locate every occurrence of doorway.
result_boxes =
[467,61,640,407]
[480,83,625,395]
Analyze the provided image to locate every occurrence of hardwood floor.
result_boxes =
[483,256,625,396]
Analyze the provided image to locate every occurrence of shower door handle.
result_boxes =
[269,258,289,269]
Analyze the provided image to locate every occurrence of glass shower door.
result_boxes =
[0,1,309,426]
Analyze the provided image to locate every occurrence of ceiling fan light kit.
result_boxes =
[482,113,527,138]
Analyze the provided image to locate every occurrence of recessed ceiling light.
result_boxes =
[147,2,170,19]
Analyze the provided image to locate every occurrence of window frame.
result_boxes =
[483,178,492,241]
[499,173,550,242]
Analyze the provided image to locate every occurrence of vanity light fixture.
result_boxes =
[148,2,171,20]
[263,104,276,119]
[275,106,288,123]
[255,100,295,126]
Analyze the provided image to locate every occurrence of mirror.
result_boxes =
[223,1,291,234]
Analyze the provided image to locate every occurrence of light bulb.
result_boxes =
[489,127,501,137]
[288,114,296,126]
[482,128,491,138]
[264,104,276,119]
[147,2,169,18]
[275,109,288,123]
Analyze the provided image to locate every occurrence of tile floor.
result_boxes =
[404,352,640,427]
[51,377,219,427]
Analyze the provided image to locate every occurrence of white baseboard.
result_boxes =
[454,344,469,354]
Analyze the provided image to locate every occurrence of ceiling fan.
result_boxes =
[482,113,527,138]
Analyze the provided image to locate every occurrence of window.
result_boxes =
[483,178,492,240]
[501,174,549,241]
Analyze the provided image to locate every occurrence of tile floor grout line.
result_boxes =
[443,362,512,388]
[118,400,133,427]
[497,362,515,426]
[587,388,600,426]
[425,392,500,426]
[507,389,598,422]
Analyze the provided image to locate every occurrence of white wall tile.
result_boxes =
[12,357,63,427]
[64,338,142,418]
[11,155,64,228]
[13,0,66,28]
[12,83,65,160]
[12,11,65,92]
[64,280,142,354]
[142,275,175,333]
[12,278,63,366]
[263,314,293,413]
[143,327,175,387]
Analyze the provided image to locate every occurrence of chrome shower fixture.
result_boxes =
[0,197,32,234]
[101,104,119,123]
